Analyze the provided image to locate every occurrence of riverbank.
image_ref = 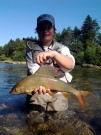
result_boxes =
[0,61,101,69]
[0,61,26,65]
[81,63,101,69]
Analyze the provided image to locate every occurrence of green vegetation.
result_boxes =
[0,15,101,65]
[0,38,26,62]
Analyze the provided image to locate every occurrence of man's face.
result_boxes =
[37,21,55,44]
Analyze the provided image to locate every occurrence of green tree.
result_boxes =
[3,39,15,57]
[97,33,101,46]
[72,26,81,43]
[74,51,84,64]
[0,46,3,55]
[54,32,61,41]
[81,15,100,50]
[95,46,101,65]
[58,27,72,47]
[84,46,96,64]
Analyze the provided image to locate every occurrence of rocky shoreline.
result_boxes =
[1,61,101,69]
[81,63,101,69]
[0,61,26,65]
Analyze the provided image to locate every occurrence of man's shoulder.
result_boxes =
[26,40,41,50]
[53,41,62,46]
[53,41,69,50]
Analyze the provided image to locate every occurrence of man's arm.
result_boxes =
[36,46,75,71]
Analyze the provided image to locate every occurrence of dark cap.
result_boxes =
[37,14,55,27]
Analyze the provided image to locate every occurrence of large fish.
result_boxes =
[9,65,91,108]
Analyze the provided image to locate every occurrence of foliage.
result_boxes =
[11,51,25,61]
[0,15,101,65]
[80,15,100,45]
[74,51,84,64]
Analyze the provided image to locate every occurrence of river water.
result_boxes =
[0,62,101,135]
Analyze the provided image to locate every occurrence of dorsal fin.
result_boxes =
[34,65,64,77]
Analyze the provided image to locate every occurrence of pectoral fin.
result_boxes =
[47,90,55,98]
[62,92,71,99]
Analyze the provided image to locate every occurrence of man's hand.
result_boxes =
[32,86,50,95]
[36,51,55,64]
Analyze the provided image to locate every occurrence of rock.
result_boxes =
[26,110,95,135]
[81,64,101,69]
[81,64,94,68]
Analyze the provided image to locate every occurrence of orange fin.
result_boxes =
[62,92,71,99]
[76,91,85,108]
[81,91,92,96]
[47,91,55,97]
[76,90,92,108]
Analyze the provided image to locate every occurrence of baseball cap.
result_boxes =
[37,14,55,27]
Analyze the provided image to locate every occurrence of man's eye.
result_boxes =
[38,26,52,31]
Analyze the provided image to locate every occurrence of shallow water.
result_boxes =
[0,62,101,135]
[70,66,101,135]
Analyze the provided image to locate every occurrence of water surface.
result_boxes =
[0,62,101,135]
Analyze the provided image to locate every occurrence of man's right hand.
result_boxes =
[32,86,50,95]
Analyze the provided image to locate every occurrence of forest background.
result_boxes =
[0,15,101,66]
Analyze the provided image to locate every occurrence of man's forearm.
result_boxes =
[53,51,75,70]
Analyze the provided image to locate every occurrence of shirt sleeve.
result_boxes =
[59,45,75,82]
[60,45,75,71]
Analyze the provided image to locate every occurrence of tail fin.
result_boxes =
[81,91,92,96]
[76,91,92,108]
[76,91,85,108]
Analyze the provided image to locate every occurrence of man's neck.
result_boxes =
[40,40,53,46]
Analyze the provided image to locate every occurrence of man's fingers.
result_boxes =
[36,52,53,64]
[38,86,43,94]
[32,88,38,95]
[42,86,46,94]
[47,88,50,92]
[32,86,50,95]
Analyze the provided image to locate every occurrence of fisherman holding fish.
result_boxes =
[25,14,75,112]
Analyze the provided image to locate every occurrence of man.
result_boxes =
[25,14,75,112]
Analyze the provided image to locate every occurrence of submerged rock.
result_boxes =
[26,110,95,135]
